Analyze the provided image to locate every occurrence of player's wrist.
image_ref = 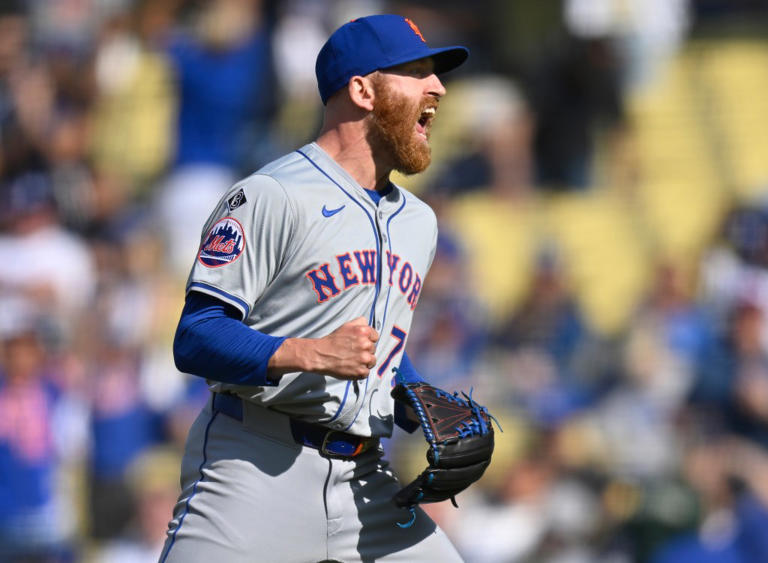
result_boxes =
[268,337,314,376]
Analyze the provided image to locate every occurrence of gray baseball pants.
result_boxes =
[158,394,463,562]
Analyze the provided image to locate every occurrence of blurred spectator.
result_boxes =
[78,222,182,540]
[2,59,52,179]
[721,302,768,448]
[449,447,611,563]
[270,0,330,149]
[87,213,186,409]
[624,262,714,415]
[271,0,328,101]
[451,453,560,563]
[0,172,96,325]
[652,439,768,563]
[490,248,596,430]
[494,247,589,375]
[525,33,625,190]
[0,0,28,125]
[156,0,278,277]
[579,267,711,482]
[93,447,182,563]
[89,0,176,193]
[85,333,167,541]
[28,0,116,55]
[0,300,78,562]
[696,204,768,408]
[564,0,690,91]
[700,205,768,337]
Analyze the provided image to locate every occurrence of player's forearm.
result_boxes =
[267,337,316,378]
[267,337,352,380]
[268,336,368,380]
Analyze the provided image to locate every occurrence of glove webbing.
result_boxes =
[391,368,501,528]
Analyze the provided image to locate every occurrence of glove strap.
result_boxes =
[396,507,417,529]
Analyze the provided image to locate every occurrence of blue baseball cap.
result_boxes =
[316,14,469,105]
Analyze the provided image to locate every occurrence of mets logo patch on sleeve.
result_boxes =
[198,217,245,268]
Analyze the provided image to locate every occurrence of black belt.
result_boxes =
[212,392,377,459]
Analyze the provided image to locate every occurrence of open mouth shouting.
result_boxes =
[416,106,436,140]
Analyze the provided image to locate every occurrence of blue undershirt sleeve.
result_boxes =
[173,291,286,386]
[396,352,425,384]
[394,352,424,433]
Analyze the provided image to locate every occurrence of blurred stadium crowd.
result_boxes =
[3,0,768,561]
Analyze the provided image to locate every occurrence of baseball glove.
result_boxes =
[391,370,498,527]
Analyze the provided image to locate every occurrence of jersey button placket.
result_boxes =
[376,211,387,243]
[373,210,388,337]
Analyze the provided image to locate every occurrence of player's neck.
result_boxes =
[316,128,392,192]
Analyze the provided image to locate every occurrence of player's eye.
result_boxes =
[389,59,434,78]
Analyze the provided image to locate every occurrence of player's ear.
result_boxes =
[348,75,376,112]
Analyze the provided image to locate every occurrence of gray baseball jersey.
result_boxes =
[186,142,438,437]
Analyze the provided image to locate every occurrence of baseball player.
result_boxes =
[160,15,468,562]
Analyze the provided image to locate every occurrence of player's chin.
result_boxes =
[395,146,431,175]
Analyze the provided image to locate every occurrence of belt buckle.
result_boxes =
[321,430,364,459]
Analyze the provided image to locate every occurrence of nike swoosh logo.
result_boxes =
[322,204,345,217]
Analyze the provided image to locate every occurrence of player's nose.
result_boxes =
[425,73,446,98]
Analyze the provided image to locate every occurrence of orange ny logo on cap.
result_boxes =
[404,18,426,42]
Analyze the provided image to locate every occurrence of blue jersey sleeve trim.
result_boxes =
[187,282,251,320]
[174,292,285,387]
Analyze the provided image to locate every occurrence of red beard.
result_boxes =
[367,76,433,175]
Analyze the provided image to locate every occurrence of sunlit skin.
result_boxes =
[266,57,446,381]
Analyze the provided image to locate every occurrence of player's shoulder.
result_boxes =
[226,151,307,202]
[254,148,307,179]
[235,146,329,197]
